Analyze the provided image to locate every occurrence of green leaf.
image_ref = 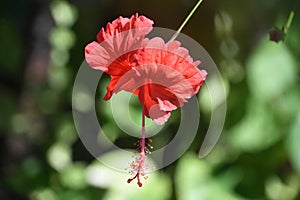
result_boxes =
[50,27,76,51]
[175,153,242,200]
[50,0,78,27]
[265,176,299,200]
[229,99,281,152]
[60,162,87,189]
[47,142,71,171]
[31,189,58,200]
[246,38,298,101]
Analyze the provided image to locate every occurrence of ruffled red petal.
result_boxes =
[85,14,153,100]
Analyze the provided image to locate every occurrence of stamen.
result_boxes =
[127,86,151,187]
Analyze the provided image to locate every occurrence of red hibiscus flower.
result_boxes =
[85,13,154,100]
[85,13,207,187]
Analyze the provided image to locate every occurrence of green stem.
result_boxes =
[168,0,204,42]
[284,10,295,34]
[141,91,146,156]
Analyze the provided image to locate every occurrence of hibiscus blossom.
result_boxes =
[85,13,153,100]
[84,13,207,187]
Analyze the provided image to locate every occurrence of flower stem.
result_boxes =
[141,101,146,156]
[168,0,204,42]
[284,10,295,34]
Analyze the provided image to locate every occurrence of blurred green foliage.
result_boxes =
[0,0,300,199]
